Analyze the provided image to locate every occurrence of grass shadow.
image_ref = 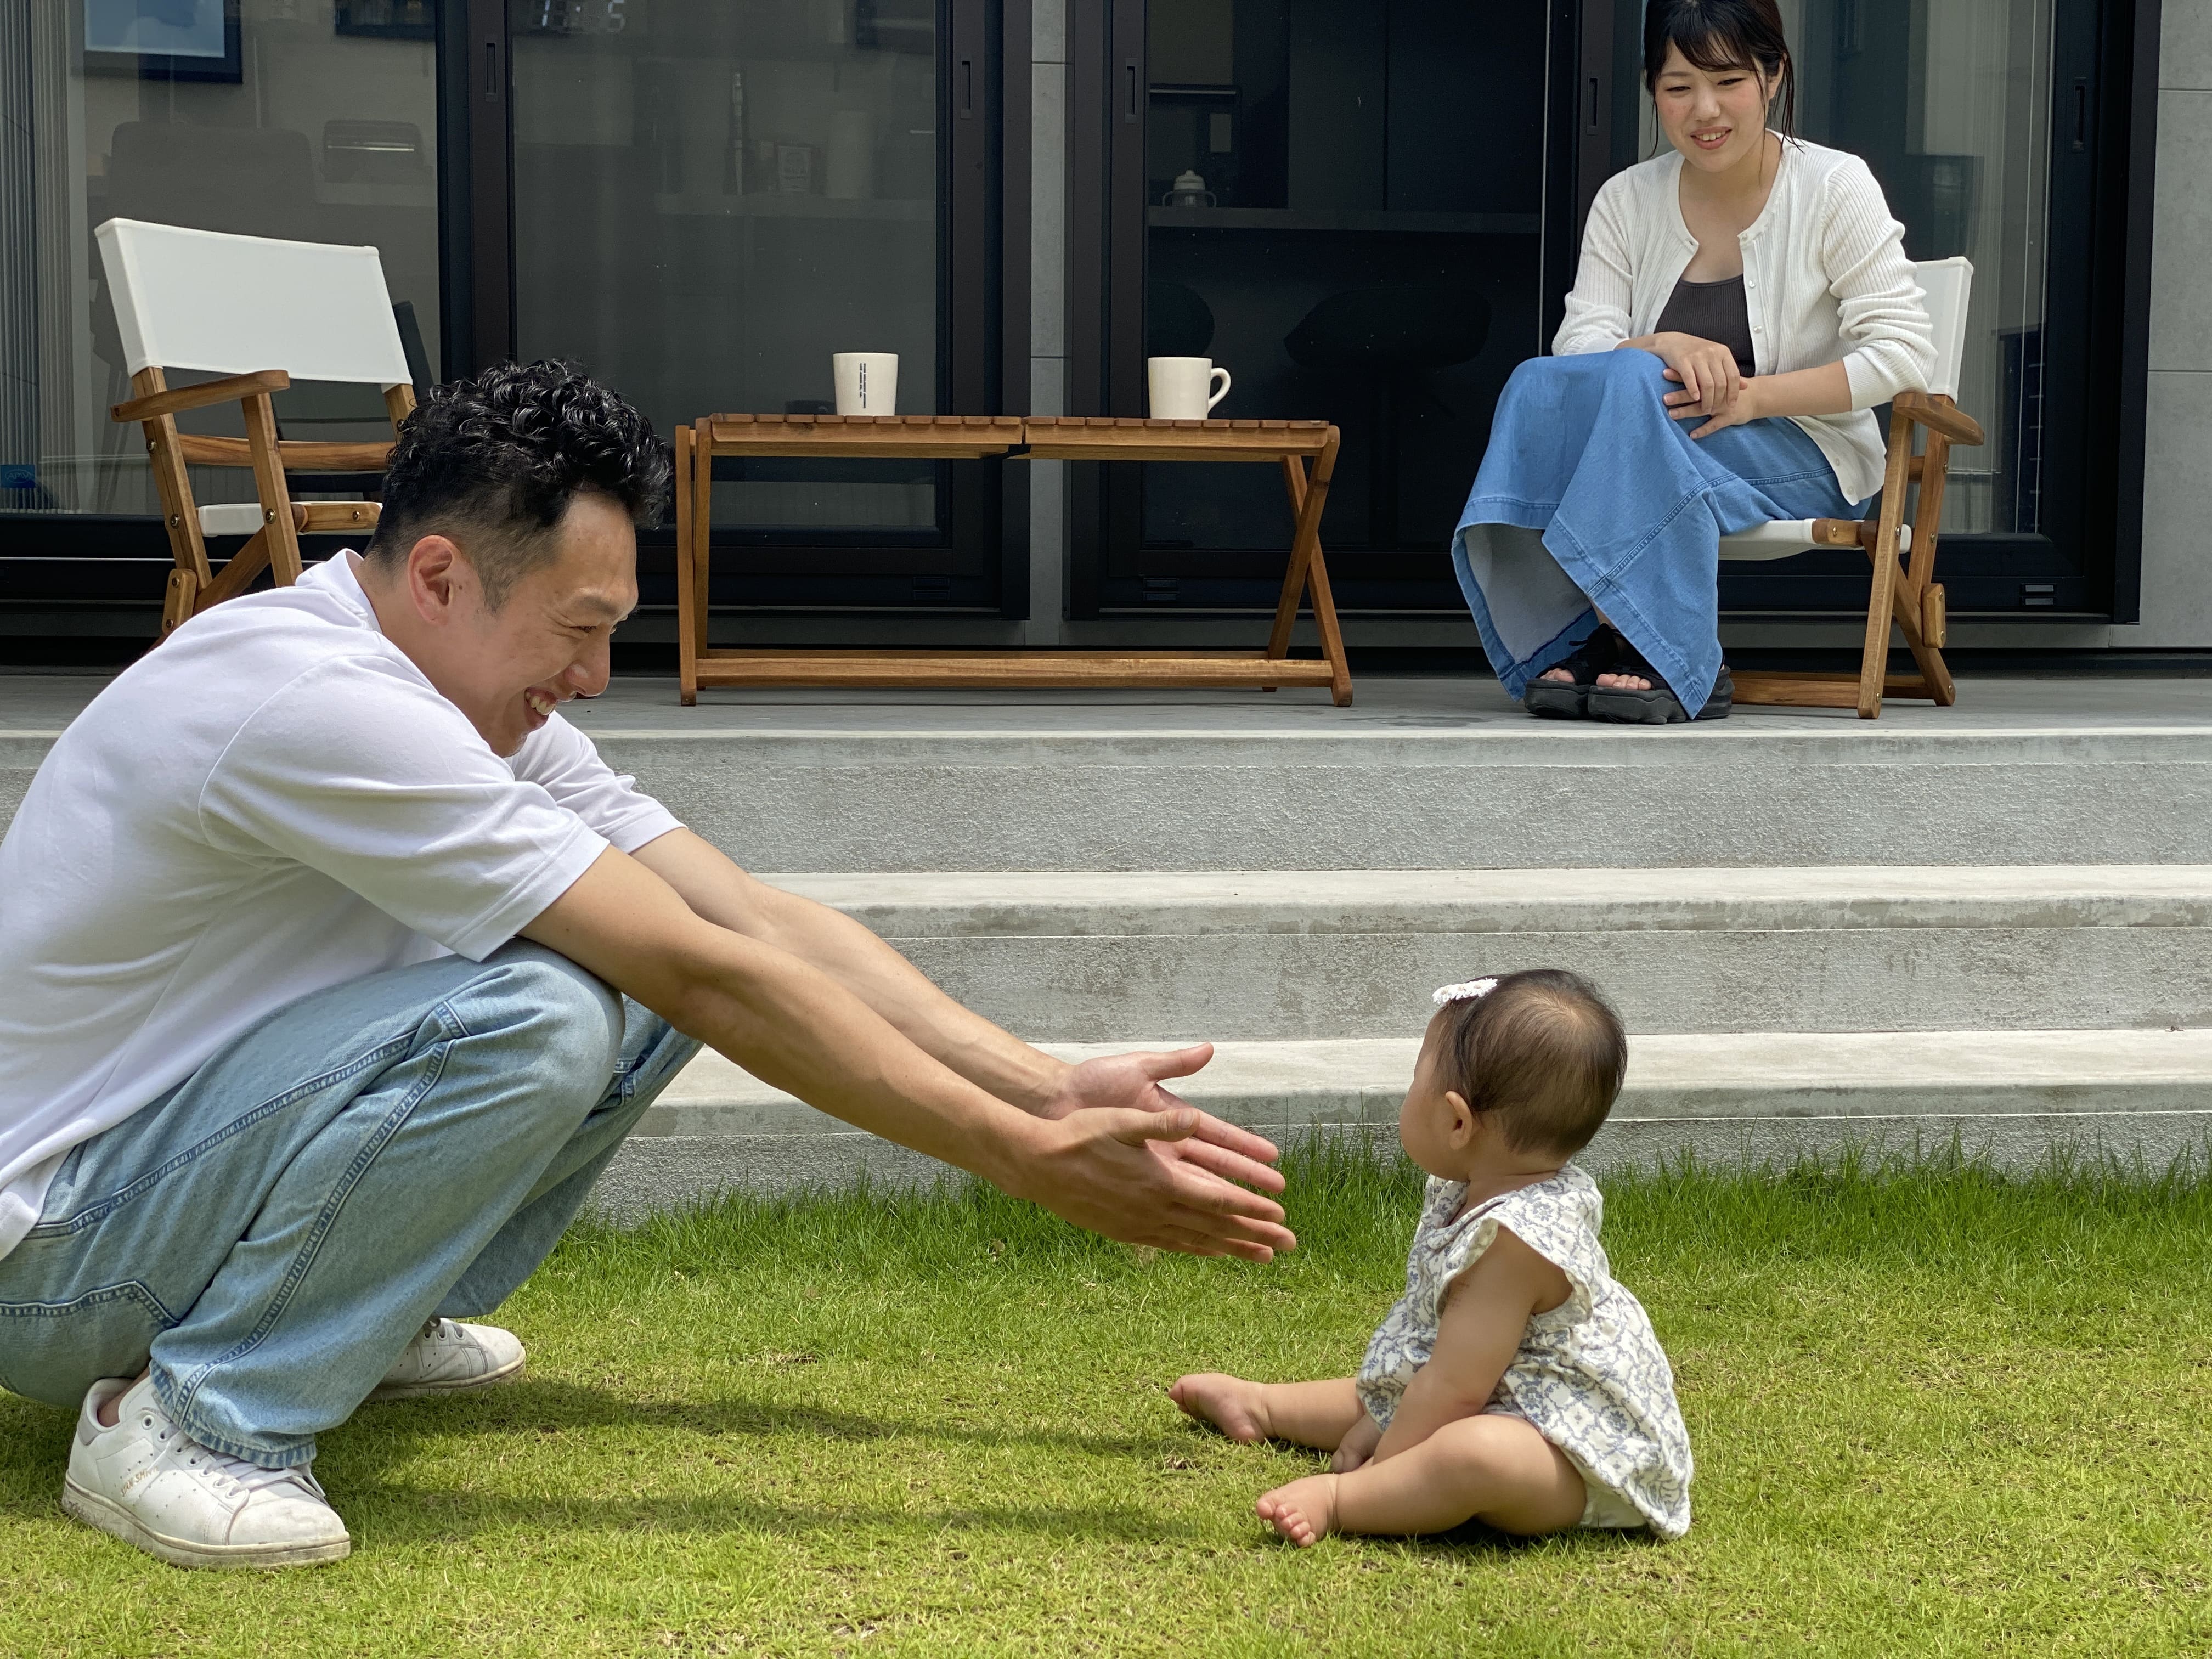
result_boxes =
[2,1381,1211,1549]
[339,1376,1176,1462]
[331,1483,1212,1549]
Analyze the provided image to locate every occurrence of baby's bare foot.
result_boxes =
[1255,1473,1340,1547]
[1168,1373,1271,1443]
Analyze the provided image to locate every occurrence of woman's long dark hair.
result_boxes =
[1643,0,1797,139]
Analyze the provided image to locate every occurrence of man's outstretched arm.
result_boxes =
[629,827,1284,1195]
[522,843,1295,1260]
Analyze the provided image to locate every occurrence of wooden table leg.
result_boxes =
[1303,431,1350,706]
[691,423,717,706]
[674,424,698,706]
[1265,431,1350,706]
[690,433,713,669]
[1265,454,1312,672]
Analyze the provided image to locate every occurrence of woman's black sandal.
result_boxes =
[1521,625,1626,720]
[1584,634,1734,724]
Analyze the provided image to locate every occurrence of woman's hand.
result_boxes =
[1623,332,1743,430]
[1675,373,1765,439]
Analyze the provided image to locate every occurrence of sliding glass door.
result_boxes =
[0,0,1015,634]
[1068,0,1578,617]
[1070,0,2148,623]
[504,0,1012,613]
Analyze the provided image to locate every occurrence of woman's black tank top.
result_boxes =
[1654,273,1756,377]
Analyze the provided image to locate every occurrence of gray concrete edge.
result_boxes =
[586,1110,2212,1221]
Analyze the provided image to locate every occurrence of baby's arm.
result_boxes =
[1372,1226,1569,1463]
[1330,1410,1383,1472]
[1255,1227,1581,1544]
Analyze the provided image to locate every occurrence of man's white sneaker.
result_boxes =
[369,1317,526,1401]
[62,1376,351,1570]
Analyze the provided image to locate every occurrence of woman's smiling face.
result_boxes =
[1651,41,1777,175]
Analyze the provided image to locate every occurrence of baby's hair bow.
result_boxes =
[1431,978,1499,1007]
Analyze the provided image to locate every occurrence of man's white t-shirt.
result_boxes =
[0,552,681,1262]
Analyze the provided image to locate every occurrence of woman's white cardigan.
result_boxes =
[1554,138,1934,505]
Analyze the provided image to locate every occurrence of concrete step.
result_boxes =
[16,678,2212,871]
[589,723,2212,875]
[765,865,2212,1039]
[587,1027,2212,1218]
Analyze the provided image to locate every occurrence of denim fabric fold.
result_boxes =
[1453,350,1864,713]
[0,944,701,1467]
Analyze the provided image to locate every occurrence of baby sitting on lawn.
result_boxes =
[1172,969,1692,1544]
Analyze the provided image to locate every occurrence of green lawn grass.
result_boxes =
[5,1145,2210,1657]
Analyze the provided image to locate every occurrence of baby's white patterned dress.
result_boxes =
[1355,1165,1692,1538]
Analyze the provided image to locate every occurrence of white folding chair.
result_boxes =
[1720,256,1984,719]
[95,218,417,638]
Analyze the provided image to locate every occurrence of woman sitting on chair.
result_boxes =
[1453,0,1934,723]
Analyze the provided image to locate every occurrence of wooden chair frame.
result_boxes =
[1729,390,1985,719]
[115,370,413,639]
[97,216,417,639]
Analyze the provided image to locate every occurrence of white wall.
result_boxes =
[2135,0,2212,645]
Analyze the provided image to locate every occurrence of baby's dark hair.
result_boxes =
[1433,970,1628,1159]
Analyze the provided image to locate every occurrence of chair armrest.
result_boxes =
[173,434,396,471]
[111,370,292,426]
[1894,391,1984,448]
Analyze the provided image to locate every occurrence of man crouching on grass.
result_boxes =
[0,360,1290,1570]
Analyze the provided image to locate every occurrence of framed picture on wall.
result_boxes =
[84,0,244,83]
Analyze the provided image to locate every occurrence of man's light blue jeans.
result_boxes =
[0,944,700,1468]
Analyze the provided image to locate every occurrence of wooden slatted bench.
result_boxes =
[672,413,1350,706]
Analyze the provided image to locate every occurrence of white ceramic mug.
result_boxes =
[832,352,898,416]
[1148,356,1230,420]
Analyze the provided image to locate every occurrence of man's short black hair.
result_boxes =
[366,360,670,606]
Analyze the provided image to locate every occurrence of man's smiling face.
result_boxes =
[373,490,640,758]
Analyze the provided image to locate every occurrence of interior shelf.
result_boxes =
[1146,207,1542,235]
[650,193,935,220]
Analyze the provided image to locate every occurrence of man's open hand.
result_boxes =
[1035,1043,1288,1198]
[1014,1045,1292,1260]
[1009,1099,1297,1261]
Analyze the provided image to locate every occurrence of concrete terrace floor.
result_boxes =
[7,669,2212,737]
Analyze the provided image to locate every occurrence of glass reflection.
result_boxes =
[510,0,941,533]
[2,1,439,517]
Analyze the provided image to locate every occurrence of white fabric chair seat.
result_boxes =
[197,503,270,537]
[1718,518,1912,562]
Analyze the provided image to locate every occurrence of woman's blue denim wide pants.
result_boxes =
[1452,349,1863,715]
[0,944,701,1468]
